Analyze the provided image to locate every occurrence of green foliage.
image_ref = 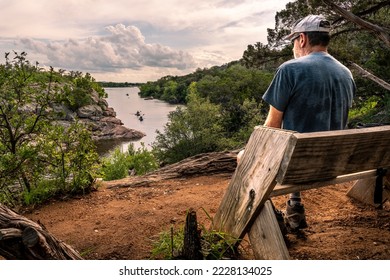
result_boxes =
[0,52,56,197]
[139,62,240,104]
[100,147,130,181]
[39,121,99,194]
[349,96,379,120]
[98,81,143,88]
[61,72,106,111]
[150,226,184,260]
[147,64,273,164]
[0,52,101,206]
[200,230,240,260]
[101,143,158,181]
[22,179,59,206]
[150,209,242,260]
[242,42,292,70]
[127,143,159,175]
[152,92,226,165]
[348,95,390,126]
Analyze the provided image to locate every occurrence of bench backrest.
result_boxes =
[277,125,390,184]
[212,125,390,241]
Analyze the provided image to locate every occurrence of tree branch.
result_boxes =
[349,62,390,91]
[323,0,390,47]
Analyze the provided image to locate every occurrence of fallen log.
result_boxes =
[0,204,82,260]
[105,150,239,189]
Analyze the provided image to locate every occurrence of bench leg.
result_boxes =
[346,175,390,207]
[248,200,290,260]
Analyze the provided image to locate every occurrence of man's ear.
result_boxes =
[299,33,307,47]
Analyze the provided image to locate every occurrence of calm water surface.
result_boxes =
[96,87,179,155]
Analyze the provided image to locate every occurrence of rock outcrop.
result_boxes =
[57,90,145,141]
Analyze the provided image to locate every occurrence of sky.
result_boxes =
[0,0,291,83]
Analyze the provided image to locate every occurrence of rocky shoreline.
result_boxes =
[54,89,145,141]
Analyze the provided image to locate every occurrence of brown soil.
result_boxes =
[22,174,390,260]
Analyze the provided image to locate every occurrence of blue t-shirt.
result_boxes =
[262,52,355,133]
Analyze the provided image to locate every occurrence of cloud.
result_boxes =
[0,0,291,81]
[18,24,195,72]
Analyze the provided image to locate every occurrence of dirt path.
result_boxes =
[22,174,390,260]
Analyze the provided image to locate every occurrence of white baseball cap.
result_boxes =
[284,15,331,41]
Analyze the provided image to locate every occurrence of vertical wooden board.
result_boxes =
[248,200,290,260]
[212,127,295,240]
[347,175,390,206]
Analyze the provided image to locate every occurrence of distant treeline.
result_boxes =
[98,81,144,88]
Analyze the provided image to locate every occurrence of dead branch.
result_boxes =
[323,0,390,47]
[350,62,390,91]
[0,204,82,259]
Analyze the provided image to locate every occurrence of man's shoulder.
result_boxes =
[278,58,306,72]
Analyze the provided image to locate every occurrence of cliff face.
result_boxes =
[54,89,145,141]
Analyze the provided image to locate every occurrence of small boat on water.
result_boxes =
[134,110,144,121]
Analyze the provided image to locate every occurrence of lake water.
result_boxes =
[96,87,179,155]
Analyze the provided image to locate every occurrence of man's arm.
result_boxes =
[264,105,283,128]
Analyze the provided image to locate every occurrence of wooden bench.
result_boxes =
[212,125,390,259]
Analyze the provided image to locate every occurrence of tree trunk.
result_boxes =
[0,204,82,260]
[182,209,203,260]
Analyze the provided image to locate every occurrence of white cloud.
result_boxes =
[18,24,195,71]
[0,0,290,82]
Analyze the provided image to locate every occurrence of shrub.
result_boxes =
[0,52,100,206]
[127,143,159,175]
[101,143,159,181]
[100,147,131,181]
[152,92,227,165]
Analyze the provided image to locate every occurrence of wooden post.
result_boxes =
[212,127,295,241]
[248,200,290,260]
[182,209,202,260]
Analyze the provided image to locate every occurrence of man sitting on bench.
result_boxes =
[257,15,355,230]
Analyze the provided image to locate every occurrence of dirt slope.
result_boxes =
[22,174,390,260]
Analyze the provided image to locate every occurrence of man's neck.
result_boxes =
[305,45,328,55]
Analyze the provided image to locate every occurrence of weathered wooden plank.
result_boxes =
[248,200,290,260]
[212,126,295,240]
[270,170,378,197]
[277,126,390,184]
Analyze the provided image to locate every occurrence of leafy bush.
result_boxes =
[22,179,59,206]
[152,92,227,165]
[100,148,131,181]
[101,143,158,181]
[348,96,381,126]
[128,143,159,175]
[0,52,101,207]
